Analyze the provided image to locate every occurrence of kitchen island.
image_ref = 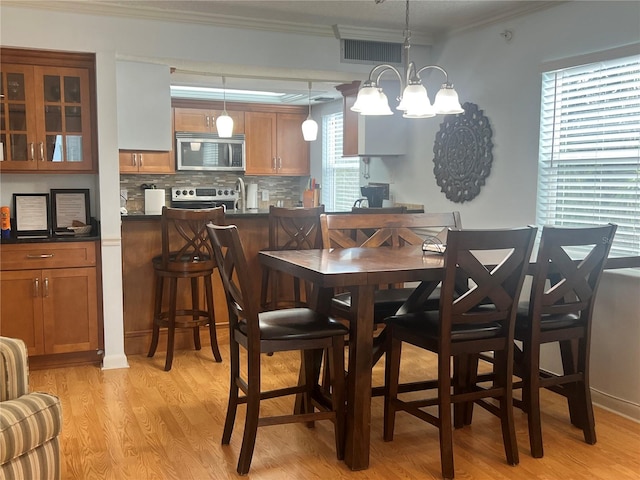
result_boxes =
[121,212,271,355]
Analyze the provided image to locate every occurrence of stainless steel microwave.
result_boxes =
[175,133,246,171]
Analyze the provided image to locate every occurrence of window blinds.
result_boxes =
[537,54,640,256]
[321,112,361,211]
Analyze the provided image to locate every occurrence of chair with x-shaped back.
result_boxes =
[260,205,325,310]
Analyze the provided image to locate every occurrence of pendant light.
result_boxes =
[216,76,234,138]
[301,81,318,141]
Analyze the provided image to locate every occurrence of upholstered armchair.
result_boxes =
[0,337,62,480]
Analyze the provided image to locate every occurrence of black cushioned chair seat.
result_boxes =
[515,304,582,331]
[384,310,502,342]
[238,308,348,341]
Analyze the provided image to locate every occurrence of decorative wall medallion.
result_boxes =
[432,102,493,203]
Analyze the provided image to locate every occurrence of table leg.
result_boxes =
[344,284,375,470]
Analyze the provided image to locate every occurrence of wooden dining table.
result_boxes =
[258,245,640,471]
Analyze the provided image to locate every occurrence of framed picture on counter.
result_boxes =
[51,188,90,233]
[12,193,51,238]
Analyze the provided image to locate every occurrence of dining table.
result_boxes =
[258,244,640,471]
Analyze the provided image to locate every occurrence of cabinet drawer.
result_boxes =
[0,242,97,270]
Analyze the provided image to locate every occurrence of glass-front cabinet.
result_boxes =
[1,54,94,172]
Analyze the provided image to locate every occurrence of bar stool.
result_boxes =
[147,206,225,371]
[260,205,324,310]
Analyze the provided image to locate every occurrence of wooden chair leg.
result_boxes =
[237,362,261,475]
[191,277,202,350]
[147,274,163,358]
[383,336,401,442]
[303,350,316,428]
[438,354,455,480]
[222,340,241,445]
[525,339,544,458]
[330,336,346,460]
[164,277,178,371]
[561,339,596,444]
[453,354,468,429]
[495,350,519,466]
[204,274,222,362]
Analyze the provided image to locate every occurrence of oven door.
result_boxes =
[170,200,235,211]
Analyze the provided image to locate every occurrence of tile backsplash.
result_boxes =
[120,172,304,213]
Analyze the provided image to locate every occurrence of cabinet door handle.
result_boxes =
[278,157,282,169]
[206,116,210,128]
[44,277,49,297]
[30,143,35,161]
[139,154,143,167]
[34,278,39,297]
[272,157,276,170]
[39,142,44,161]
[26,254,54,259]
[132,153,137,166]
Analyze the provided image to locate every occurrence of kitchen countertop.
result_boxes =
[121,208,270,220]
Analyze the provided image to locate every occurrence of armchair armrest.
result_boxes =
[0,337,29,401]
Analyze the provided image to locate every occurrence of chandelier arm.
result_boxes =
[368,64,405,90]
[415,65,451,85]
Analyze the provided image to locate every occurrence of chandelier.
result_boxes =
[351,0,464,118]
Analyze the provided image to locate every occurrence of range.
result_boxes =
[170,186,237,211]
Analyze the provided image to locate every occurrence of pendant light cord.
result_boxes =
[307,81,312,116]
[222,76,227,112]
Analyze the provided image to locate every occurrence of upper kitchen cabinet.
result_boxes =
[245,110,309,176]
[337,81,407,157]
[0,48,97,173]
[174,107,245,135]
[116,61,172,151]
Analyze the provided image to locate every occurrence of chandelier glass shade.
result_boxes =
[301,81,318,141]
[352,0,464,118]
[216,76,234,137]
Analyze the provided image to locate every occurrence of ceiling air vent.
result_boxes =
[341,39,403,66]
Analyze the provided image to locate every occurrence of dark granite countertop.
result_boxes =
[121,208,270,220]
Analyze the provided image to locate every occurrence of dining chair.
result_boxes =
[147,206,225,371]
[320,211,462,367]
[206,223,348,475]
[512,223,617,458]
[383,226,537,480]
[260,205,324,310]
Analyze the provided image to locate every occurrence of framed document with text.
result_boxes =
[13,193,51,238]
[51,189,90,233]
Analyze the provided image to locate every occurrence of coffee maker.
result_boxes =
[356,185,385,208]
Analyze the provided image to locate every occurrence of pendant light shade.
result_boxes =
[302,81,318,141]
[216,76,234,138]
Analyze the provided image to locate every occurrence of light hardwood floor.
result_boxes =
[30,329,640,480]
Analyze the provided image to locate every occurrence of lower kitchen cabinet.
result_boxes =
[0,241,102,367]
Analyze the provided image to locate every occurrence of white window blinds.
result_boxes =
[537,54,640,256]
[321,112,361,211]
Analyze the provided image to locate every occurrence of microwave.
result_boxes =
[176,132,246,171]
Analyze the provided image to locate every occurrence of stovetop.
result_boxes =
[171,186,237,202]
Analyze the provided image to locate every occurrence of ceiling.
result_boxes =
[6,0,561,104]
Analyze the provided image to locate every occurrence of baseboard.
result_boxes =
[101,353,129,370]
[592,389,640,422]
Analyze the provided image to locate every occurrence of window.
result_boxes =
[321,112,361,211]
[537,53,640,256]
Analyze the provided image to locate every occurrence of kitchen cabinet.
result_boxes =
[336,81,406,157]
[0,241,102,366]
[174,107,245,135]
[0,48,96,172]
[119,150,174,174]
[116,61,172,151]
[245,111,309,176]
